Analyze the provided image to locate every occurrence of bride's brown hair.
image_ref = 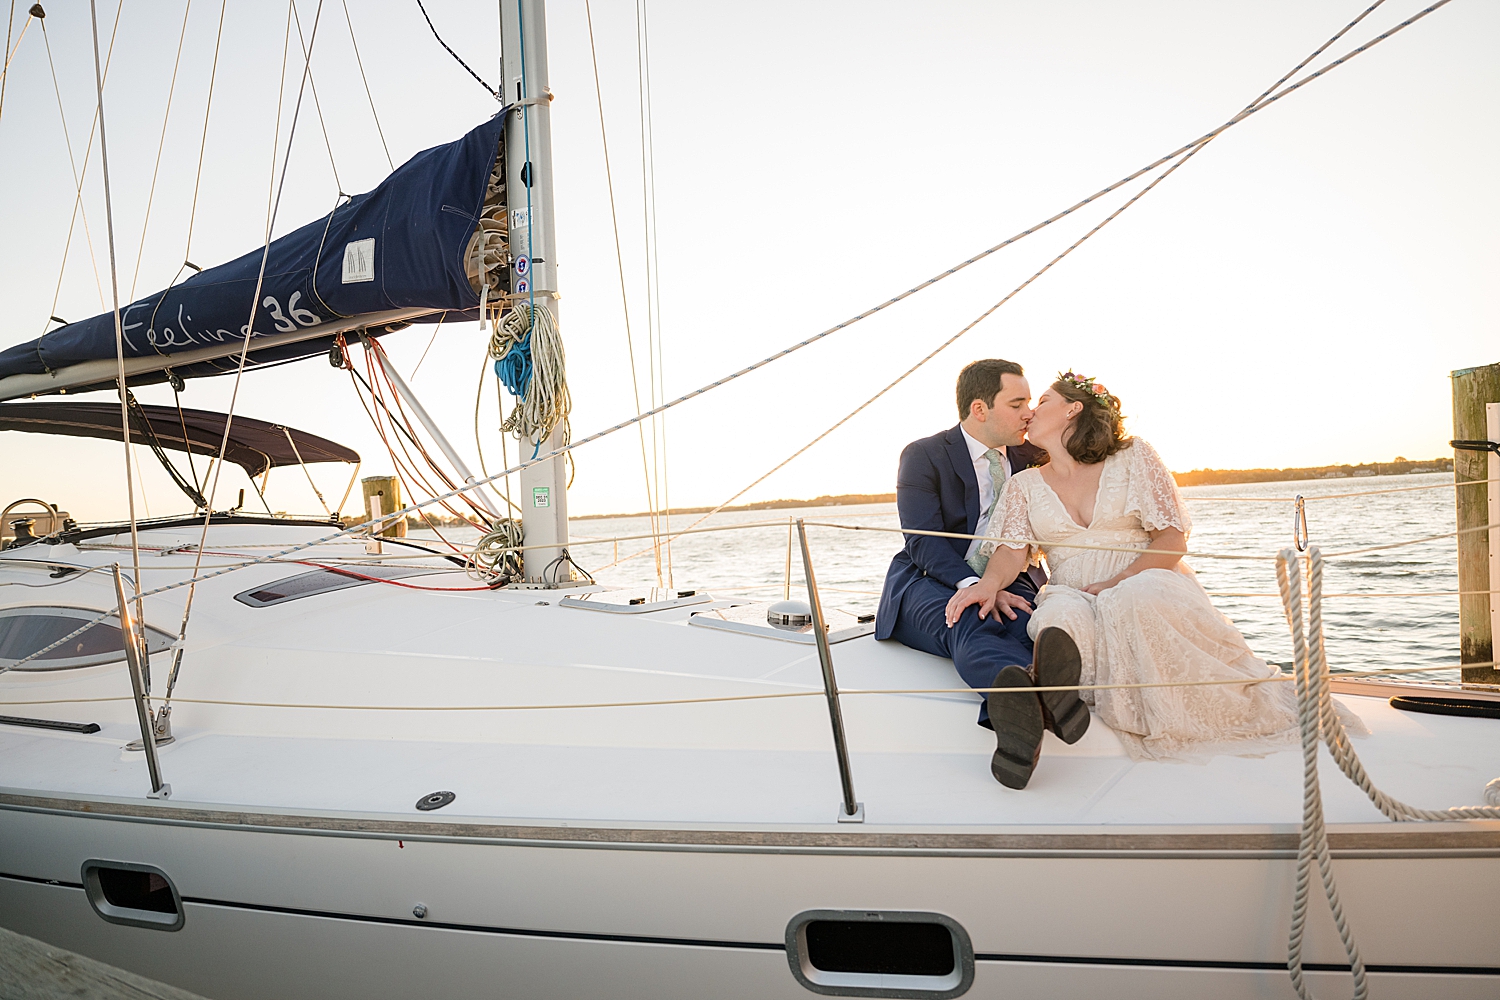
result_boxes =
[1053,375,1131,464]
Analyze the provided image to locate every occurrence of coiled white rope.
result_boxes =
[1275,545,1500,1000]
[469,517,524,583]
[489,301,571,447]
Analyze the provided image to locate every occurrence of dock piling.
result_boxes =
[1451,363,1500,684]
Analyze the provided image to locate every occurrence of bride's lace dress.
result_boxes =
[982,438,1298,761]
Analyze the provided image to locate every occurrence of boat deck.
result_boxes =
[2,526,1496,833]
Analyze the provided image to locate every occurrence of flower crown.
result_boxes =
[1058,371,1121,414]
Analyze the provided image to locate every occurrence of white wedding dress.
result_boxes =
[982,439,1299,761]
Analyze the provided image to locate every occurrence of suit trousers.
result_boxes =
[889,575,1037,728]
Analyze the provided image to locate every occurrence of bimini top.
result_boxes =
[0,400,357,479]
[0,113,506,397]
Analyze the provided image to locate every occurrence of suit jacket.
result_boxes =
[875,426,1048,640]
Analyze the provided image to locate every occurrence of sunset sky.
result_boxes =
[0,0,1495,521]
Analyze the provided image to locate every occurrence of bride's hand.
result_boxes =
[946,580,998,626]
[1082,575,1124,596]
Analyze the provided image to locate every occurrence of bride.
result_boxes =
[945,371,1298,763]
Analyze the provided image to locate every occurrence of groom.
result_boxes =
[876,359,1087,789]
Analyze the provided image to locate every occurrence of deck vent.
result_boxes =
[768,600,813,629]
[786,910,973,998]
[81,861,184,931]
[416,790,456,811]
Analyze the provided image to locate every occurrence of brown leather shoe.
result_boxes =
[987,665,1045,789]
[1032,627,1090,745]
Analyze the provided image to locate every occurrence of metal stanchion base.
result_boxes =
[837,802,865,824]
[147,783,172,800]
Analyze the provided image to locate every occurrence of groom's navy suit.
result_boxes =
[876,425,1047,727]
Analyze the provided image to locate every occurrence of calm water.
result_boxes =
[417,472,1463,680]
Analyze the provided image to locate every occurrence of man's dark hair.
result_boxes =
[955,359,1024,420]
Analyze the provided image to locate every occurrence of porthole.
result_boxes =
[81,860,184,931]
[786,910,973,998]
[0,606,172,672]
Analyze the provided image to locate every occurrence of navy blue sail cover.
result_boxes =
[0,114,504,390]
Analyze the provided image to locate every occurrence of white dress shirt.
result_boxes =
[958,425,1006,588]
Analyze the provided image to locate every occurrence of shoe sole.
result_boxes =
[1034,627,1090,745]
[987,665,1044,789]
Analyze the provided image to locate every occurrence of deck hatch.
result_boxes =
[786,910,973,997]
[81,860,184,931]
[234,565,438,607]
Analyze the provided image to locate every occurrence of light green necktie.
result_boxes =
[966,449,1007,576]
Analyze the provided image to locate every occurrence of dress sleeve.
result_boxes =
[985,475,1032,551]
[1122,438,1192,535]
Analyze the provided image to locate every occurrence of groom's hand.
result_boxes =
[946,582,992,626]
[990,590,1034,621]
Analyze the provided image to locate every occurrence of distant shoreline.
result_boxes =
[572,458,1455,521]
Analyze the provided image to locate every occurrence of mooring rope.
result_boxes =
[1275,545,1500,1000]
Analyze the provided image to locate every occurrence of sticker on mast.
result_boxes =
[514,256,530,277]
[532,487,550,508]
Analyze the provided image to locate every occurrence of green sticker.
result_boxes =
[532,486,550,508]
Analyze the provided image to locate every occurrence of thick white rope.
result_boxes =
[489,301,571,447]
[1278,546,1366,1000]
[1276,545,1500,1000]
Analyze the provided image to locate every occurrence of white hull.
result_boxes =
[4,794,1499,998]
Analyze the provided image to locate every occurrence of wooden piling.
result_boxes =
[1451,364,1500,684]
[361,475,407,537]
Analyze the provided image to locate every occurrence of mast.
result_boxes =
[500,0,570,583]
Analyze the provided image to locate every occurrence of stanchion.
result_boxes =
[796,519,862,823]
[112,565,169,799]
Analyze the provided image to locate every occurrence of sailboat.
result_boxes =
[2,3,1498,998]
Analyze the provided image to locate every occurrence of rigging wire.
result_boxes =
[0,0,37,130]
[86,0,150,680]
[340,0,393,172]
[415,0,499,101]
[585,0,663,584]
[636,0,671,587]
[409,311,446,378]
[182,0,227,269]
[39,7,124,327]
[0,1,17,129]
[127,0,193,302]
[292,0,343,195]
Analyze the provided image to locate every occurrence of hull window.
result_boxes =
[786,910,973,998]
[0,606,172,671]
[81,861,184,931]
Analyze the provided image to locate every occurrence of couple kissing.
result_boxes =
[875,359,1300,788]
